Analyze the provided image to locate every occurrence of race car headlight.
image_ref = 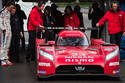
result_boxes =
[40,50,54,61]
[106,47,119,61]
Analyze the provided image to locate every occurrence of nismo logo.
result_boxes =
[65,56,94,63]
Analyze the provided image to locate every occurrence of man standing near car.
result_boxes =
[16,4,27,50]
[96,1,125,46]
[10,5,23,63]
[0,3,14,66]
[88,2,104,39]
[26,0,45,62]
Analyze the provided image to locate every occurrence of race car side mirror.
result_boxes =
[48,41,55,45]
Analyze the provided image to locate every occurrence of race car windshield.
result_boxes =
[56,37,89,46]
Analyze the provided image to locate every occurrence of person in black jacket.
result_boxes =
[88,2,104,39]
[43,6,56,42]
[74,5,84,27]
[15,4,27,50]
[51,3,64,34]
[10,5,23,63]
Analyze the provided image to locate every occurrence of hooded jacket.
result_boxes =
[64,12,80,28]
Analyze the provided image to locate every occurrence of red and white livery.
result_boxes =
[36,30,120,78]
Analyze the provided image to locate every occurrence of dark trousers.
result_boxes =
[20,26,25,49]
[91,26,104,39]
[10,35,20,63]
[110,32,122,46]
[20,31,25,49]
[26,30,36,61]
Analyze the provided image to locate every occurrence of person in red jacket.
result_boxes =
[26,1,45,62]
[96,1,125,45]
[64,5,80,29]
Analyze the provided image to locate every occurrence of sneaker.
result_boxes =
[1,60,8,66]
[5,60,13,66]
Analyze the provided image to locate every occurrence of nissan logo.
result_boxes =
[75,66,85,71]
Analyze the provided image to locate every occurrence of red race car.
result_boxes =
[36,30,120,79]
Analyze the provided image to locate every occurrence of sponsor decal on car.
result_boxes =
[104,48,113,51]
[87,51,97,55]
[38,70,46,74]
[38,62,51,67]
[45,48,53,51]
[65,58,94,63]
[65,56,94,59]
[109,62,119,66]
[71,52,86,56]
[65,56,94,63]
[58,50,65,54]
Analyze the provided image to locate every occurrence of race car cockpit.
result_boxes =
[56,37,88,46]
[56,30,89,46]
